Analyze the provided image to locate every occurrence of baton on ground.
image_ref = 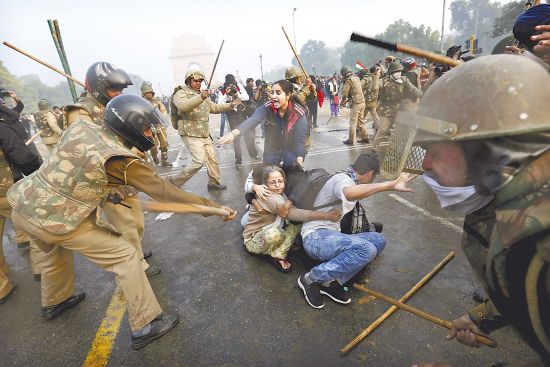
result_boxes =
[349,33,461,67]
[25,130,42,146]
[281,26,308,76]
[207,40,225,90]
[341,251,455,355]
[3,41,85,87]
[126,198,230,217]
[353,283,498,348]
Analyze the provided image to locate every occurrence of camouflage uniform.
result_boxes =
[461,149,550,362]
[373,73,422,148]
[360,72,381,133]
[341,74,367,144]
[36,102,63,151]
[65,93,148,270]
[141,83,170,166]
[170,80,232,188]
[7,119,157,330]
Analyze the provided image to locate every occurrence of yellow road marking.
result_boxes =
[83,288,126,367]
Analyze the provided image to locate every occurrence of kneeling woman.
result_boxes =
[243,166,340,272]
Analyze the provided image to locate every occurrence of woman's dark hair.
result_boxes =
[273,79,306,108]
[262,165,286,186]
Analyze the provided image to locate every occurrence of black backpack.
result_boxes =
[286,169,382,235]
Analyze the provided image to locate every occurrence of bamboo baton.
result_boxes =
[207,40,225,90]
[126,198,231,218]
[341,251,455,355]
[25,130,42,146]
[3,41,85,87]
[350,33,461,67]
[354,283,498,348]
[281,26,308,76]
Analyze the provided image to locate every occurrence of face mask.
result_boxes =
[423,173,494,215]
[390,72,402,81]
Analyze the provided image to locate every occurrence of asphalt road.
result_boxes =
[0,104,539,366]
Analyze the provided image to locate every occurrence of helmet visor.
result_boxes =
[149,107,169,128]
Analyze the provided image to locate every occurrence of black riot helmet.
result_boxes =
[85,62,133,106]
[103,94,169,152]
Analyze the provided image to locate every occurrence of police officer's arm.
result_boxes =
[294,87,308,106]
[370,72,380,92]
[65,107,93,126]
[208,98,232,114]
[343,173,416,201]
[405,77,423,99]
[46,112,64,135]
[156,100,168,117]
[467,300,506,333]
[105,157,221,208]
[172,89,203,113]
[0,126,41,175]
[260,194,339,222]
[340,79,351,105]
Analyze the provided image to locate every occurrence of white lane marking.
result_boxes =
[388,194,463,233]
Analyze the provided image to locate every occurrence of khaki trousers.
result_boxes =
[150,127,169,161]
[12,211,161,331]
[363,106,381,132]
[103,199,148,272]
[0,197,46,298]
[348,102,367,143]
[171,135,221,187]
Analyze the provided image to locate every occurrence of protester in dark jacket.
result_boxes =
[219,79,307,168]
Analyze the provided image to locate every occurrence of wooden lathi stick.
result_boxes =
[341,251,455,355]
[127,199,230,217]
[354,283,498,348]
[25,130,42,145]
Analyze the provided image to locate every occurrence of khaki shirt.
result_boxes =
[172,85,232,138]
[341,75,365,105]
[37,110,63,145]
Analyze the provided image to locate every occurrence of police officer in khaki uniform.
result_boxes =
[141,82,170,167]
[170,70,238,190]
[373,62,422,151]
[359,66,382,137]
[8,94,236,348]
[390,55,550,365]
[65,62,157,275]
[36,99,63,152]
[340,66,367,145]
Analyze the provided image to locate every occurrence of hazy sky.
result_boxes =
[1,0,500,95]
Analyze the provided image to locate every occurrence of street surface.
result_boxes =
[0,103,538,366]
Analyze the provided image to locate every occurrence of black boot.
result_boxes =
[131,313,179,350]
[41,293,86,320]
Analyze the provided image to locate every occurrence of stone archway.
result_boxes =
[169,33,218,87]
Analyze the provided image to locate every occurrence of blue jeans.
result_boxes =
[303,229,386,285]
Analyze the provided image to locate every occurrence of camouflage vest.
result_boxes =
[462,150,550,298]
[7,119,138,234]
[377,76,407,117]
[65,93,105,127]
[174,85,210,138]
[36,110,56,138]
[344,75,365,105]
[0,149,14,197]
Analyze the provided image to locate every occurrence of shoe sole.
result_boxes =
[320,290,351,305]
[146,268,161,277]
[132,317,180,350]
[297,277,324,309]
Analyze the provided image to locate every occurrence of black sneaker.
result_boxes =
[131,313,179,350]
[41,293,86,320]
[297,274,324,309]
[343,140,354,146]
[207,183,227,191]
[320,281,351,304]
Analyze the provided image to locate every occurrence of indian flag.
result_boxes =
[355,60,366,70]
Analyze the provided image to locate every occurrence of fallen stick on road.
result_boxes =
[341,251,455,355]
[353,283,498,348]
